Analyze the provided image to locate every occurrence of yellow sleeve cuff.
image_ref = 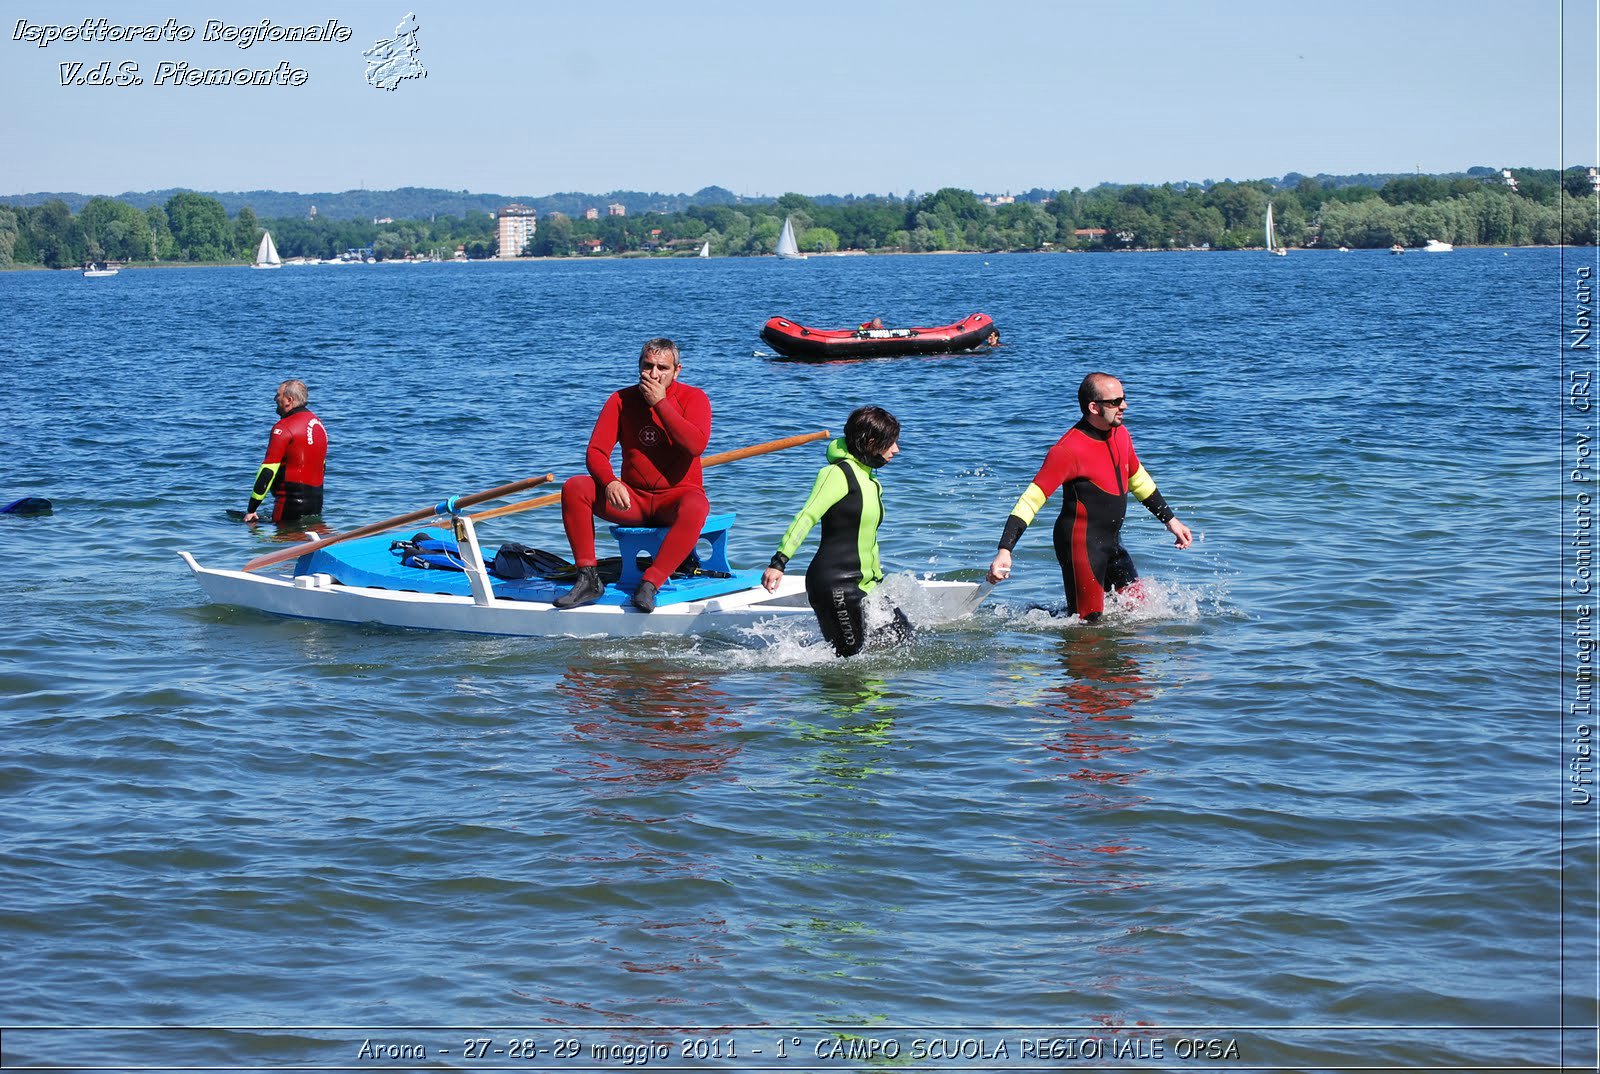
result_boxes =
[1009,482,1048,526]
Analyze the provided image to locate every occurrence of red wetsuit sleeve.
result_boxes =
[262,417,292,468]
[584,392,624,487]
[654,383,711,457]
[1029,434,1081,499]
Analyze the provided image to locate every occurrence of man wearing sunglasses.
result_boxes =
[986,372,1192,620]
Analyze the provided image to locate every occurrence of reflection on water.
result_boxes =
[1047,631,1155,720]
[522,665,752,1010]
[768,675,906,996]
[253,518,333,544]
[1028,632,1176,1025]
[790,677,897,789]
[556,664,743,791]
[1031,634,1154,892]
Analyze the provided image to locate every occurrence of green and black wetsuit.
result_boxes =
[768,438,909,656]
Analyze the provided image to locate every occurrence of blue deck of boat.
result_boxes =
[297,528,762,608]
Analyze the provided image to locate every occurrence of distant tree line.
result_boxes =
[0,192,499,268]
[2,168,1593,268]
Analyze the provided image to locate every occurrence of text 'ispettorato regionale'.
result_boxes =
[13,18,353,88]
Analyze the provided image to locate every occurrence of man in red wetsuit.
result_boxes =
[243,379,327,524]
[553,338,711,613]
[986,372,1192,620]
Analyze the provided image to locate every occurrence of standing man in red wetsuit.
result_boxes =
[986,372,1192,620]
[243,378,327,524]
[553,338,711,613]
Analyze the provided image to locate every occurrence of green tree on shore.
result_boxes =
[164,193,231,261]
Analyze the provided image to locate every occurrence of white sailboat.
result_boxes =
[698,239,710,258]
[775,216,806,260]
[1265,203,1287,256]
[252,230,283,270]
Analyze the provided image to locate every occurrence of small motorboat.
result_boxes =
[760,312,998,361]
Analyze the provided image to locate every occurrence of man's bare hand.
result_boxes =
[638,373,667,407]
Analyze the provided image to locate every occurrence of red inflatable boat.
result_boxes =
[760,312,999,361]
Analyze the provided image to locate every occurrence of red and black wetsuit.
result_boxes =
[247,406,327,522]
[559,380,712,589]
[997,419,1174,620]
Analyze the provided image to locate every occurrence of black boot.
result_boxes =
[553,566,605,609]
[630,580,658,613]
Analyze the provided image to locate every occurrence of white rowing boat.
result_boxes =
[178,547,985,638]
[180,468,988,639]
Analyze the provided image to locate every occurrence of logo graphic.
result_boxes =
[363,12,425,91]
[638,427,661,447]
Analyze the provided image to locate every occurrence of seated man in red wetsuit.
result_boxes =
[553,338,711,613]
[243,378,327,524]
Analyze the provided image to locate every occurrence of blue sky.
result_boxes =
[2,0,1595,197]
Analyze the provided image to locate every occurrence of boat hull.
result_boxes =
[761,313,997,361]
[178,551,989,639]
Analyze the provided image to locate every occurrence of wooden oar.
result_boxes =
[241,473,554,573]
[468,429,831,524]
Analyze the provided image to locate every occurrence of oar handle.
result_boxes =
[468,429,830,525]
[242,473,554,573]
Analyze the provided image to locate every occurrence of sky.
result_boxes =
[1,0,1596,199]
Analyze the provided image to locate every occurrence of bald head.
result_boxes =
[1077,372,1118,415]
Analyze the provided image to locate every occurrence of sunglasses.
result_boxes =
[1094,396,1126,408]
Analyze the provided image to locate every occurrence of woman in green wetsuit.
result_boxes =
[761,406,911,657]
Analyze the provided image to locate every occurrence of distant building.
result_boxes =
[579,238,604,254]
[1074,227,1107,240]
[496,203,538,259]
[1501,169,1519,191]
[308,205,317,220]
[374,216,394,225]
[607,203,626,217]
[981,194,1015,206]
[584,207,599,220]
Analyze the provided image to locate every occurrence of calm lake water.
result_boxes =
[1,247,1593,1070]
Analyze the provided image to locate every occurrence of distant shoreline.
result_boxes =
[3,241,1561,273]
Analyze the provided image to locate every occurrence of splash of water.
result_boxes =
[989,574,1228,630]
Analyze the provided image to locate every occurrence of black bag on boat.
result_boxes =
[490,543,575,580]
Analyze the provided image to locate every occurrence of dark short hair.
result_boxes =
[1078,372,1117,415]
[640,337,680,366]
[845,405,900,459]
